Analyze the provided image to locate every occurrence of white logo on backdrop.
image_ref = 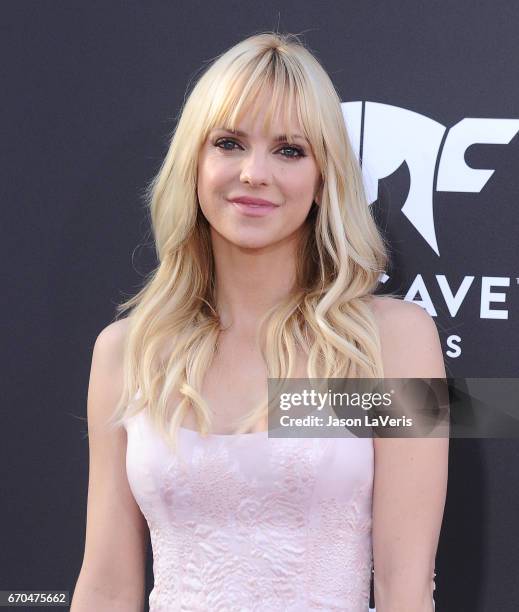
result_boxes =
[341,102,519,256]
[341,102,518,331]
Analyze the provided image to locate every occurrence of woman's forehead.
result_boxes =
[213,98,305,137]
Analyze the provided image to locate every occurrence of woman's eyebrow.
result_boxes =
[211,128,308,143]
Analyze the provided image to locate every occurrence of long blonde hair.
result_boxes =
[108,31,391,452]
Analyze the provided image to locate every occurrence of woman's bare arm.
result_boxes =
[71,319,149,612]
[371,298,449,612]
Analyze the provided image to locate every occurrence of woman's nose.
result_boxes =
[239,150,272,186]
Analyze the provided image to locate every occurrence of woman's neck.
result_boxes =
[211,231,299,334]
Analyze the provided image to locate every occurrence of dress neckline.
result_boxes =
[130,390,269,438]
[178,425,268,438]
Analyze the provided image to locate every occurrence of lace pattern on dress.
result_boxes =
[125,412,374,611]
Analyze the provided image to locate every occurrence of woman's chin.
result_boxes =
[210,224,297,251]
[216,229,280,251]
[229,238,277,251]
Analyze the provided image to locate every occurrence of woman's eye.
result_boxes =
[215,138,240,151]
[279,146,305,159]
[213,138,305,160]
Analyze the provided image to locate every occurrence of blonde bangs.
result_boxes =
[204,48,310,148]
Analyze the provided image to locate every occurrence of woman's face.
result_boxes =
[196,92,322,251]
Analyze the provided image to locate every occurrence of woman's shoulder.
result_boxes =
[97,316,131,341]
[367,295,444,378]
[368,294,428,322]
[93,316,132,368]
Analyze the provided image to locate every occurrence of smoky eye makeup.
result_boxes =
[211,133,307,159]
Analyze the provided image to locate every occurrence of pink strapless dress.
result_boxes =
[123,410,374,611]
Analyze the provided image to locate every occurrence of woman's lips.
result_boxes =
[228,198,278,217]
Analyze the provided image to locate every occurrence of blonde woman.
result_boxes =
[71,32,448,612]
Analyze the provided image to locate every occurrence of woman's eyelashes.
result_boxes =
[213,137,306,159]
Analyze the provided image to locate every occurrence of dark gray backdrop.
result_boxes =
[2,2,518,611]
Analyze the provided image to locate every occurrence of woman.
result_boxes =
[71,31,448,612]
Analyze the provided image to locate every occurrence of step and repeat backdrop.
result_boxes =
[2,2,517,611]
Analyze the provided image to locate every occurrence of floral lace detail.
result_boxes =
[125,413,374,611]
[307,483,373,611]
